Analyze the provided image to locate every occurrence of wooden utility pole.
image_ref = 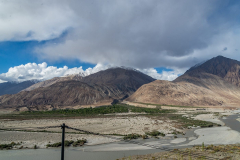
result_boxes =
[61,123,65,160]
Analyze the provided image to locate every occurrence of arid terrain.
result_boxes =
[0,102,238,150]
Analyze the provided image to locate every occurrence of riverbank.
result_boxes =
[0,106,239,150]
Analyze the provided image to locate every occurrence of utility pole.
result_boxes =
[61,123,65,160]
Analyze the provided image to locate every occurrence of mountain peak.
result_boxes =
[175,55,240,87]
[186,55,240,78]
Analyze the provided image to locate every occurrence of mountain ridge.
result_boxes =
[127,55,240,107]
[0,67,155,111]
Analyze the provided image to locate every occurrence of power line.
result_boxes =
[1,124,217,159]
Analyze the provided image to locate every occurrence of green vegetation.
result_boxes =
[0,142,20,150]
[22,104,129,115]
[46,142,62,147]
[142,134,148,139]
[170,130,183,135]
[128,105,175,114]
[123,133,142,140]
[46,140,86,147]
[191,112,211,116]
[169,115,216,128]
[136,102,202,108]
[0,104,176,119]
[202,142,205,151]
[145,130,165,137]
[64,140,74,146]
[72,139,87,147]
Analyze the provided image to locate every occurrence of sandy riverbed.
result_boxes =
[0,116,182,149]
[1,107,240,150]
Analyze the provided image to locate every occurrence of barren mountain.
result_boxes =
[0,81,112,110]
[127,56,240,107]
[0,68,155,110]
[0,80,39,96]
[81,67,155,98]
[175,56,240,87]
[24,74,83,91]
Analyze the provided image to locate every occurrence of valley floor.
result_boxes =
[1,103,240,159]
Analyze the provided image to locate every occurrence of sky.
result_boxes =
[0,0,240,83]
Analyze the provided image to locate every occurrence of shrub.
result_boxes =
[142,134,148,139]
[123,134,141,140]
[46,142,62,147]
[146,130,165,137]
[72,139,87,147]
[0,142,19,150]
[64,140,74,147]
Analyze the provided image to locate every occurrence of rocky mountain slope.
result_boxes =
[24,74,83,91]
[0,68,155,110]
[127,56,240,107]
[81,67,155,98]
[0,80,39,96]
[174,55,240,87]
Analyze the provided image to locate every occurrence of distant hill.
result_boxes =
[127,56,240,107]
[0,80,39,96]
[0,67,155,111]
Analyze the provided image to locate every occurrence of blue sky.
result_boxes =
[0,0,240,82]
[0,40,96,73]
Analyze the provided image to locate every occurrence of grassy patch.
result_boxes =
[0,104,176,120]
[72,139,87,147]
[123,133,142,140]
[191,112,211,116]
[21,104,129,116]
[146,130,165,137]
[135,102,201,108]
[169,115,216,128]
[46,140,79,147]
[46,142,62,147]
[0,142,20,150]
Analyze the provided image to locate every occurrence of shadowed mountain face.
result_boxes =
[81,68,155,98]
[128,56,240,107]
[0,68,155,110]
[0,81,38,96]
[175,56,240,87]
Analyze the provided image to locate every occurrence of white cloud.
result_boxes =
[138,68,186,81]
[0,62,183,83]
[0,62,108,82]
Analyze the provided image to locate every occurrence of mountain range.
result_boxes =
[127,56,240,107]
[0,67,155,111]
[0,80,39,96]
[0,55,240,111]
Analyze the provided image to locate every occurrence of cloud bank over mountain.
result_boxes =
[0,62,180,83]
[0,63,107,82]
